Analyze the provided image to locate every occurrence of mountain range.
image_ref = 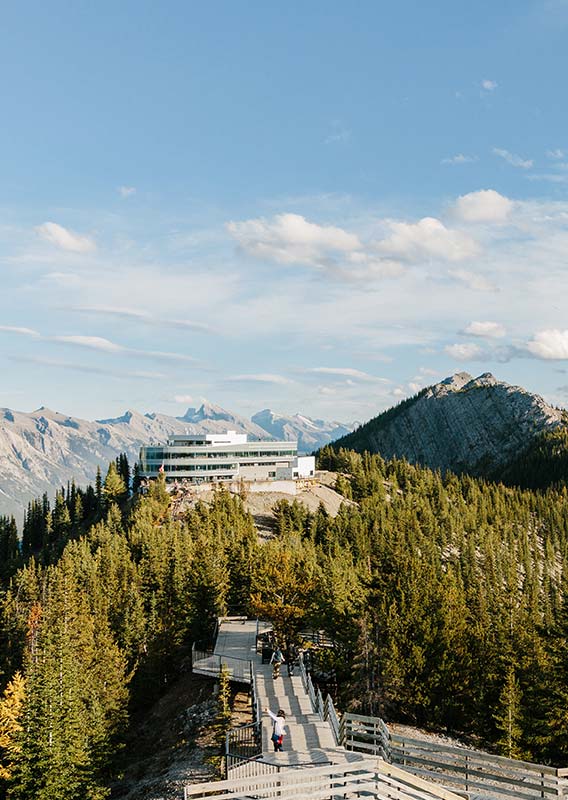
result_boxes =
[3,372,566,522]
[332,371,566,480]
[0,403,357,520]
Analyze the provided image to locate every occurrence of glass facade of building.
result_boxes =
[139,431,311,484]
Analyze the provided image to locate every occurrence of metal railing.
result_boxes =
[191,645,252,684]
[298,651,324,718]
[389,732,568,799]
[250,660,262,731]
[225,659,263,776]
[184,759,466,800]
[324,694,342,746]
[222,754,338,789]
[339,711,568,799]
[226,721,261,769]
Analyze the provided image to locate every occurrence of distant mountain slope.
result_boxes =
[331,372,566,479]
[252,409,358,452]
[0,402,352,520]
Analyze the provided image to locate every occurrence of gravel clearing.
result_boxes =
[170,472,356,537]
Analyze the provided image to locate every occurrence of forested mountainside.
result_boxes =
[3,448,568,796]
[0,404,355,520]
[332,372,566,484]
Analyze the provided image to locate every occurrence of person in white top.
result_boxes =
[264,707,286,751]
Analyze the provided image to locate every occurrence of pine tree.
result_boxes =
[103,462,127,508]
[494,664,524,758]
[0,671,25,784]
[0,518,20,582]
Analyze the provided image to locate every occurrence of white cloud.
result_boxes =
[527,330,568,359]
[227,212,361,267]
[227,212,406,281]
[441,154,477,165]
[375,217,478,262]
[341,252,405,280]
[118,186,136,197]
[52,335,124,353]
[463,321,506,338]
[481,79,498,91]
[445,343,485,360]
[493,148,533,169]
[69,305,212,333]
[36,222,96,253]
[13,355,164,380]
[0,325,39,337]
[526,173,568,184]
[132,349,197,364]
[448,269,497,292]
[227,373,292,385]
[43,272,82,287]
[452,189,513,223]
[547,149,565,160]
[21,330,199,364]
[174,394,194,404]
[306,367,381,381]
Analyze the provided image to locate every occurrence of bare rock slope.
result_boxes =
[332,372,565,476]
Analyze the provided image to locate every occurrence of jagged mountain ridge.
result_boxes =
[0,402,355,520]
[332,372,566,477]
[252,409,358,451]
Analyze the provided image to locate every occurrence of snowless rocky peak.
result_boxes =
[252,409,280,426]
[96,410,138,425]
[179,402,236,423]
[251,409,358,452]
[431,372,474,396]
[430,372,516,399]
[336,371,564,477]
[470,372,500,388]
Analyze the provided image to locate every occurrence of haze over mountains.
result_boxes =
[333,372,565,478]
[0,402,357,520]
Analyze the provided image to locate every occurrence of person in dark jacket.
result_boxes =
[270,647,285,678]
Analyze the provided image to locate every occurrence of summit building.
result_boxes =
[139,430,315,485]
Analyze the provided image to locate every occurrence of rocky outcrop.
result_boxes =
[333,372,565,475]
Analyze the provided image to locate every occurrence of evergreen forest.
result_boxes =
[1,447,568,796]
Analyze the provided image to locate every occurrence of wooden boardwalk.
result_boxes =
[215,619,339,758]
[188,619,564,799]
[186,619,467,800]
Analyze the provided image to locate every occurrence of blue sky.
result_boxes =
[1,0,568,422]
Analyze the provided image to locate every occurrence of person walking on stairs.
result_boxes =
[270,646,285,679]
[264,707,287,752]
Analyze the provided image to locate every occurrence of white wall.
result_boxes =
[296,456,315,477]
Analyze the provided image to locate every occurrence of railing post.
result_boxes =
[225,731,230,779]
